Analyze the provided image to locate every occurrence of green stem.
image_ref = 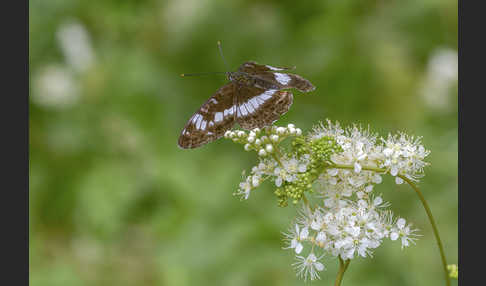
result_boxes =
[302,194,310,206]
[331,163,450,286]
[302,194,314,211]
[271,153,284,168]
[334,257,350,286]
[270,144,285,169]
[398,175,451,286]
[273,142,284,158]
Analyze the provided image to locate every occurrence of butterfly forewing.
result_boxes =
[235,84,294,130]
[178,82,237,149]
[238,61,295,73]
[179,58,315,149]
[238,61,315,92]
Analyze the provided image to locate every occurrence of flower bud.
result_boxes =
[244,144,251,151]
[258,149,267,156]
[276,127,286,135]
[265,144,274,153]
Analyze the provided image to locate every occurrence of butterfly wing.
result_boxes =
[178,82,237,149]
[238,61,315,92]
[238,61,295,73]
[235,84,293,130]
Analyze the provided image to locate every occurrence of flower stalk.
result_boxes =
[399,175,451,286]
[334,257,350,286]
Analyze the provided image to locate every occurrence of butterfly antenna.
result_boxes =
[180,71,226,77]
[217,41,230,72]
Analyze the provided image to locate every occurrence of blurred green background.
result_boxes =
[29,0,457,285]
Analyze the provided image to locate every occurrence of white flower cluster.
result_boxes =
[381,133,431,184]
[234,159,275,200]
[285,197,418,280]
[227,121,427,281]
[312,120,430,185]
[318,168,383,209]
[234,154,311,200]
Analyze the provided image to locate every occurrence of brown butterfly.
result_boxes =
[178,43,315,149]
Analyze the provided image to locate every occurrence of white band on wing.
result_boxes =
[274,73,291,85]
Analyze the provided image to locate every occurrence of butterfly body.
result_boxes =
[227,71,280,91]
[178,61,315,149]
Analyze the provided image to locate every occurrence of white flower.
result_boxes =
[316,231,327,245]
[273,156,309,187]
[236,177,252,200]
[251,175,260,187]
[395,177,404,184]
[328,168,338,176]
[390,218,418,249]
[293,253,325,281]
[285,224,309,254]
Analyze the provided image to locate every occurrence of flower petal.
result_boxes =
[295,243,303,254]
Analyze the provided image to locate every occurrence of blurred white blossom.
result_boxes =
[32,65,79,109]
[421,48,458,112]
[57,20,95,72]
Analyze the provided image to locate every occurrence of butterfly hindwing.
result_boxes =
[238,61,315,92]
[235,84,294,130]
[178,82,237,149]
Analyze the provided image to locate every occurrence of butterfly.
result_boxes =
[178,45,315,149]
